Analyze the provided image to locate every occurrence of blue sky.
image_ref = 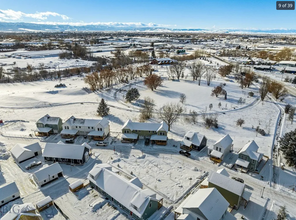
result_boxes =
[0,0,295,29]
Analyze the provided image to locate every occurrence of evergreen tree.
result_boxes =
[289,107,295,124]
[151,50,156,58]
[125,88,140,102]
[280,129,296,167]
[97,98,109,117]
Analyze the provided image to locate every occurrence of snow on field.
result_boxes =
[110,150,206,201]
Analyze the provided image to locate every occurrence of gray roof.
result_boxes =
[43,143,87,160]
[37,114,61,125]
[122,120,168,132]
[208,172,245,196]
[33,163,63,181]
[64,116,109,127]
[182,131,205,147]
[239,140,262,161]
[214,134,233,149]
[10,142,41,159]
[0,182,20,201]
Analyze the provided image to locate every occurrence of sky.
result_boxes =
[0,0,295,29]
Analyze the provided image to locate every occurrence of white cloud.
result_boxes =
[0,9,69,21]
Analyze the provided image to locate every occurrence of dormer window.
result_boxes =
[186,137,190,140]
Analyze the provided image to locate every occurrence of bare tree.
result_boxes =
[236,118,245,127]
[180,93,186,104]
[170,61,185,80]
[190,62,204,85]
[158,102,184,131]
[259,77,270,101]
[144,74,163,91]
[84,72,99,91]
[140,97,155,121]
[218,65,233,77]
[189,110,198,124]
[269,81,287,100]
[204,66,215,86]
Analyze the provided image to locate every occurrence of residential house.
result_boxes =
[175,188,235,220]
[88,164,163,220]
[235,140,263,172]
[43,142,91,165]
[61,116,109,140]
[150,58,177,65]
[208,170,247,209]
[181,131,207,151]
[36,114,63,136]
[10,142,42,163]
[1,203,42,220]
[0,182,20,207]
[208,134,233,163]
[33,163,63,187]
[122,120,168,145]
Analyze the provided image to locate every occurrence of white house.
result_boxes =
[33,163,63,187]
[181,131,207,151]
[208,134,233,162]
[175,188,235,220]
[88,163,163,220]
[10,142,42,163]
[43,142,90,165]
[62,116,109,140]
[0,182,20,207]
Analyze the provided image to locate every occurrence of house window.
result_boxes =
[1,201,3,203]
[186,137,190,140]
[100,128,102,131]
[76,126,78,128]
[52,176,55,178]
[216,147,218,151]
[88,127,90,129]
[219,148,221,152]
[149,203,152,208]
[12,195,15,198]
[44,180,46,182]
[79,126,81,128]
[91,127,94,129]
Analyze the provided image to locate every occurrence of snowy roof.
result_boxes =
[64,116,109,127]
[208,172,245,196]
[36,127,52,133]
[122,120,168,132]
[36,196,52,208]
[213,134,233,149]
[235,158,250,168]
[182,131,204,147]
[37,114,61,125]
[239,140,261,160]
[11,142,41,160]
[1,203,36,220]
[69,180,83,190]
[60,129,79,135]
[176,188,229,220]
[0,182,20,202]
[122,133,138,139]
[88,131,104,136]
[129,177,143,189]
[33,163,63,182]
[150,135,168,141]
[88,163,160,218]
[177,214,196,220]
[43,143,87,160]
[216,168,230,177]
[210,150,223,159]
[278,61,296,65]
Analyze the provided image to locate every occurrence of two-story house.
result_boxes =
[181,131,207,151]
[88,164,163,220]
[35,114,63,136]
[175,188,235,220]
[208,134,233,163]
[61,116,110,140]
[121,120,168,145]
[235,140,263,172]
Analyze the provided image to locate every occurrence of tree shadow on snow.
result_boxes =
[154,89,182,99]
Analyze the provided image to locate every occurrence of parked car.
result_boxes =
[96,141,108,146]
[145,138,150,146]
[65,139,74,144]
[231,177,244,183]
[25,161,42,170]
[179,150,191,157]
